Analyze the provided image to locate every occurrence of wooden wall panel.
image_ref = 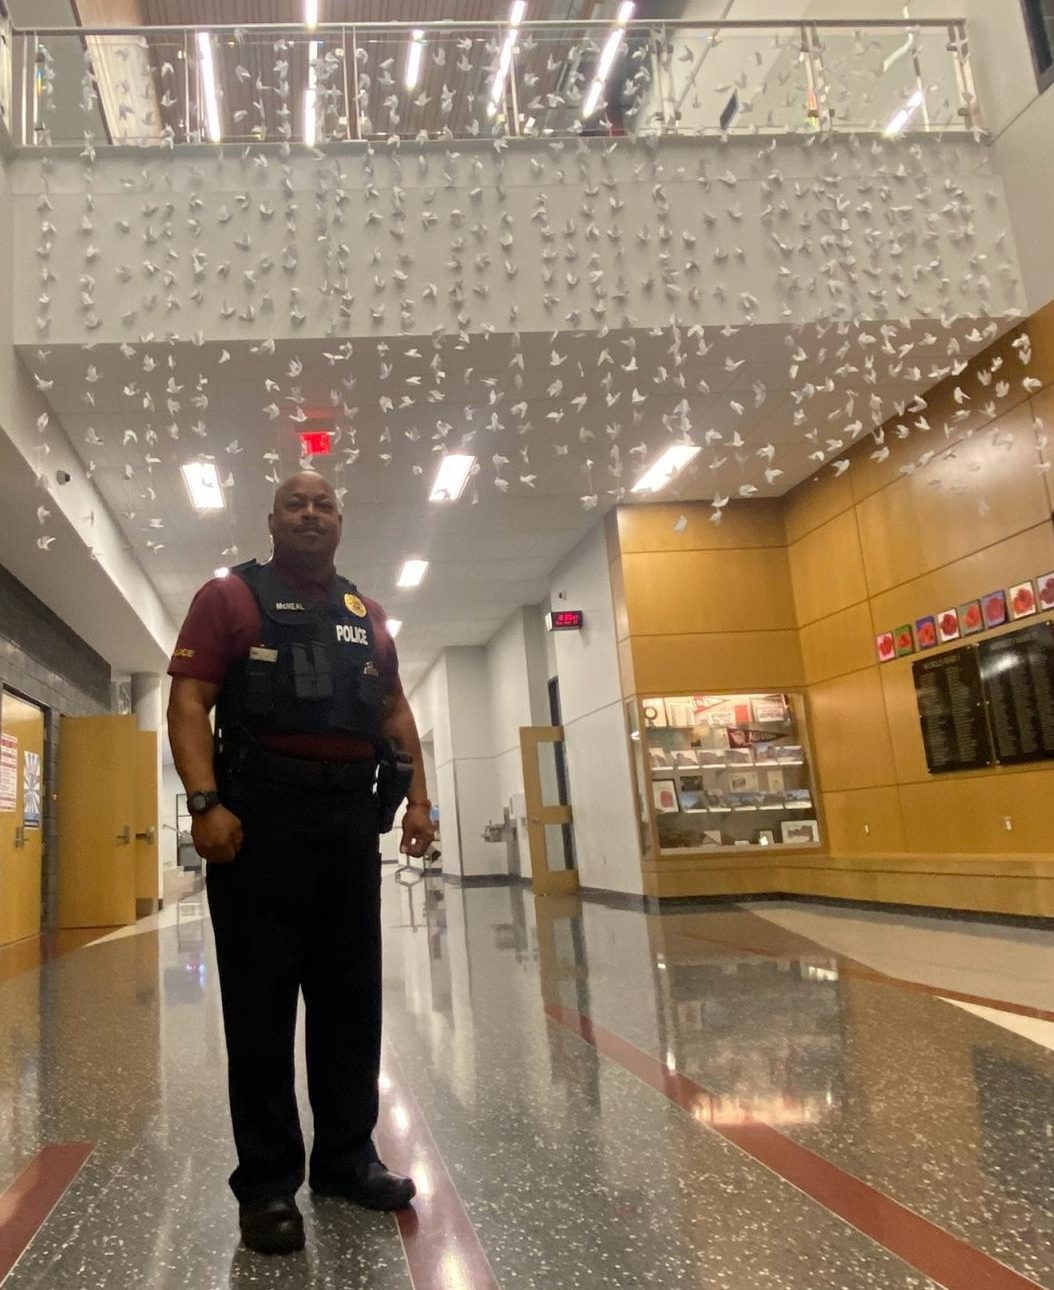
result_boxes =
[799,601,876,686]
[631,630,804,695]
[869,523,1054,637]
[788,508,868,627]
[617,500,785,553]
[808,667,897,793]
[899,770,1054,855]
[781,470,853,546]
[621,548,797,636]
[855,405,1048,597]
[821,787,906,855]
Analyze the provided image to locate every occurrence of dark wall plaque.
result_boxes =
[912,645,993,774]
[979,621,1054,764]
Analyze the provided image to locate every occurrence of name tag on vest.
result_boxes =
[336,624,370,646]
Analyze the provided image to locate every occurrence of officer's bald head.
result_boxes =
[272,471,336,512]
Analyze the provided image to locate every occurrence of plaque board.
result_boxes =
[979,621,1054,765]
[912,646,993,774]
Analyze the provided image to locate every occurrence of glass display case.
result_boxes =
[634,692,822,853]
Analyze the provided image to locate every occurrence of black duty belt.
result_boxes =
[242,745,377,794]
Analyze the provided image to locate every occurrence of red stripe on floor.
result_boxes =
[376,1047,499,1290]
[0,1143,94,1282]
[546,1002,1044,1290]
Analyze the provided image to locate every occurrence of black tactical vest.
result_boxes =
[215,559,388,747]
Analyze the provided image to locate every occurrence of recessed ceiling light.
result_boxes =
[386,618,403,638]
[631,444,701,494]
[396,559,429,588]
[429,453,476,502]
[181,461,225,511]
[214,566,230,579]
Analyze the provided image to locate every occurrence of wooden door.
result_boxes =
[519,725,579,897]
[57,714,137,929]
[0,691,45,946]
[134,729,159,918]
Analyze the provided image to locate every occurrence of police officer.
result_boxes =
[167,470,435,1255]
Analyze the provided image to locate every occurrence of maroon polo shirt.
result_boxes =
[168,556,401,761]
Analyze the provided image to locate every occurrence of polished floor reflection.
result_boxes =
[0,875,1052,1289]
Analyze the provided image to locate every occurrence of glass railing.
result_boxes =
[4,17,979,150]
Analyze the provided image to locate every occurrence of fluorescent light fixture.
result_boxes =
[581,3,633,121]
[397,559,429,588]
[181,460,225,511]
[581,79,604,119]
[883,87,924,137]
[490,1,527,108]
[196,32,221,143]
[405,29,425,90]
[304,40,319,145]
[429,453,476,502]
[304,0,319,28]
[214,566,230,578]
[631,443,701,494]
[386,618,403,638]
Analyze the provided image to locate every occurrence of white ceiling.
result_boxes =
[19,313,1004,689]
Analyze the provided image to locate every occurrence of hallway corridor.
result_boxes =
[0,877,1051,1289]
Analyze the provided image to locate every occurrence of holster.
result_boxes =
[375,739,414,834]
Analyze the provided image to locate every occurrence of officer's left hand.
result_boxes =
[400,803,435,858]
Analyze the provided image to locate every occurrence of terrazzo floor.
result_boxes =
[0,874,1051,1289]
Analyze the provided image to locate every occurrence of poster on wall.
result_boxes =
[978,621,1054,764]
[0,733,16,813]
[912,646,993,774]
[23,751,41,828]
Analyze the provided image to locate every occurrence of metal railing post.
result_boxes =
[949,20,983,135]
[801,23,831,132]
[350,24,362,139]
[183,27,191,144]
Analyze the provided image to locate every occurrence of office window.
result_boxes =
[1022,0,1054,91]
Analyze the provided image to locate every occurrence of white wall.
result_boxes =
[548,524,643,896]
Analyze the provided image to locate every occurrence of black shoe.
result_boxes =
[311,1162,416,1212]
[238,1196,306,1255]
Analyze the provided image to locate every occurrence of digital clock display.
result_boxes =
[547,610,584,631]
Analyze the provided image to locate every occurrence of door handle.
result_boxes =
[135,826,157,846]
[14,825,25,848]
[116,825,132,845]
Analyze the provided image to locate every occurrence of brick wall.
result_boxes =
[0,563,112,928]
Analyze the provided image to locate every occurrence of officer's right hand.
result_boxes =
[193,805,244,865]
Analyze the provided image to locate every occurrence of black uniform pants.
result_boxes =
[206,769,382,1204]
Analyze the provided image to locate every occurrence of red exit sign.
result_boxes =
[546,609,584,632]
[299,430,332,456]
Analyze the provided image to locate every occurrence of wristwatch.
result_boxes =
[188,790,221,817]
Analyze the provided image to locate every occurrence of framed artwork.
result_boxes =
[1037,571,1054,612]
[937,609,960,644]
[649,747,671,770]
[672,749,700,769]
[916,616,938,650]
[959,599,984,636]
[982,590,1008,629]
[727,769,760,794]
[642,699,668,727]
[676,785,707,813]
[780,819,820,845]
[757,829,776,846]
[701,829,724,846]
[751,695,787,724]
[651,780,679,814]
[894,624,915,657]
[1009,580,1037,620]
[876,631,896,663]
